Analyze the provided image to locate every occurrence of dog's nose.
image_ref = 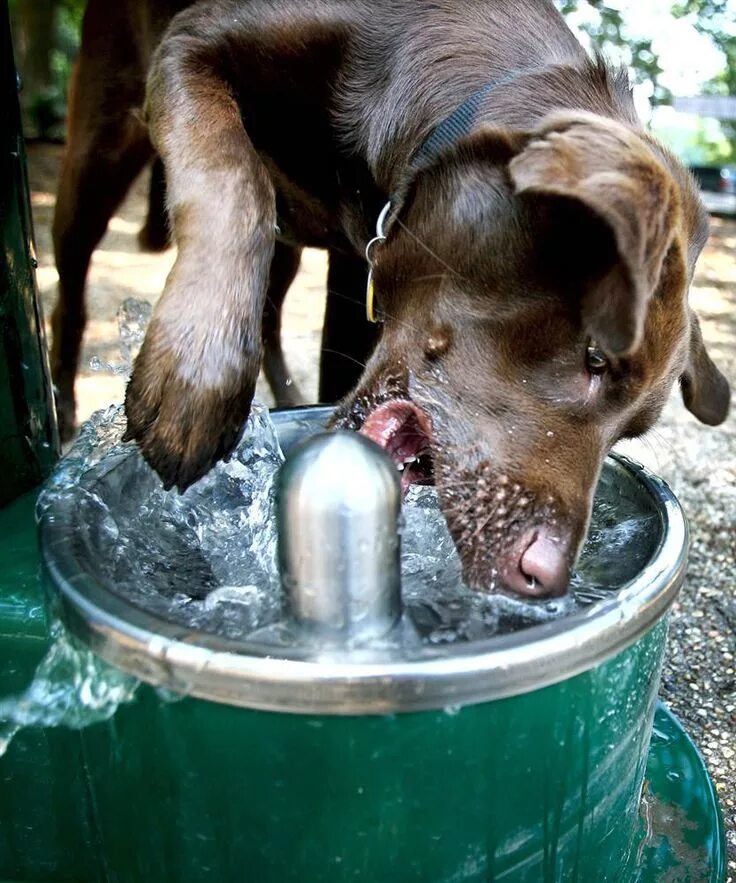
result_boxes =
[505,529,571,598]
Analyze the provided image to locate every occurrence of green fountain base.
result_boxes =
[0,492,726,883]
[636,704,725,882]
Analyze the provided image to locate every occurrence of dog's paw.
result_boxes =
[124,323,258,492]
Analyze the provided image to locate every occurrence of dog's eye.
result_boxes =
[585,340,608,375]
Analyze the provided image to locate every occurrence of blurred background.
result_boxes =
[9,0,81,143]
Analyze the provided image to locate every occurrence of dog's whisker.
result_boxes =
[646,427,677,456]
[325,285,424,335]
[472,509,500,539]
[319,347,369,371]
[395,219,469,282]
[404,273,450,285]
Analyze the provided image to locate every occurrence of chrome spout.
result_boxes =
[276,431,402,643]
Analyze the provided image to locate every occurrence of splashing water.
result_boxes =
[117,298,153,366]
[4,405,660,751]
[37,403,660,649]
[39,401,285,640]
[89,297,152,375]
[0,623,138,757]
[1,402,284,754]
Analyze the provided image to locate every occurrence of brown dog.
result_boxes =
[51,0,331,440]
[69,0,730,598]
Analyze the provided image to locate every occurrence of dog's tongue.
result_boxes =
[361,403,412,447]
[359,401,433,491]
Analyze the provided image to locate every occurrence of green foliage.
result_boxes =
[49,0,84,117]
[671,0,736,155]
[558,0,735,103]
[555,1,669,104]
[672,1,736,92]
[9,0,84,139]
[694,123,736,162]
[556,0,735,157]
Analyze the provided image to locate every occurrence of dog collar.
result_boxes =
[365,71,521,322]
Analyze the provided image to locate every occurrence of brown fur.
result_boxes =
[50,0,306,441]
[62,0,730,593]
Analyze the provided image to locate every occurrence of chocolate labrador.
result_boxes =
[61,0,731,598]
[51,0,312,439]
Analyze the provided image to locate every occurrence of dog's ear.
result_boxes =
[680,313,730,425]
[509,112,680,356]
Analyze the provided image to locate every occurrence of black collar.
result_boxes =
[388,72,522,231]
[365,71,521,322]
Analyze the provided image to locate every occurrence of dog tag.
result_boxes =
[365,201,392,324]
[366,268,378,323]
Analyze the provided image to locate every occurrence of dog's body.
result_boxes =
[58,0,729,597]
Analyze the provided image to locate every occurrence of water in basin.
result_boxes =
[37,402,660,649]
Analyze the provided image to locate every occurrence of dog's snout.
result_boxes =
[505,528,571,598]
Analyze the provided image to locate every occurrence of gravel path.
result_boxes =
[28,144,735,877]
[618,216,736,878]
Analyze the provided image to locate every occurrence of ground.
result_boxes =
[28,143,735,876]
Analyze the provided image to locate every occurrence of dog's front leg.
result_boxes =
[124,37,275,491]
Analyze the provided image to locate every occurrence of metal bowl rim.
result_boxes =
[38,408,688,714]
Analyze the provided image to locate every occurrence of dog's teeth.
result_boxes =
[397,456,419,473]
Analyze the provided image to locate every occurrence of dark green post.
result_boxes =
[0,0,59,507]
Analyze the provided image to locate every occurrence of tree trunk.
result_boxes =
[10,0,59,136]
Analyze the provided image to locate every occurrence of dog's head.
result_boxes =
[334,111,730,597]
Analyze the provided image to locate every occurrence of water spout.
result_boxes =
[277,431,403,644]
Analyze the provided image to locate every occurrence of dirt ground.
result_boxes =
[28,143,735,874]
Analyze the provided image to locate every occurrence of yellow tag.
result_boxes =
[366,270,377,323]
[365,202,391,324]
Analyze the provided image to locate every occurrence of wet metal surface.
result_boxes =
[278,431,402,643]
